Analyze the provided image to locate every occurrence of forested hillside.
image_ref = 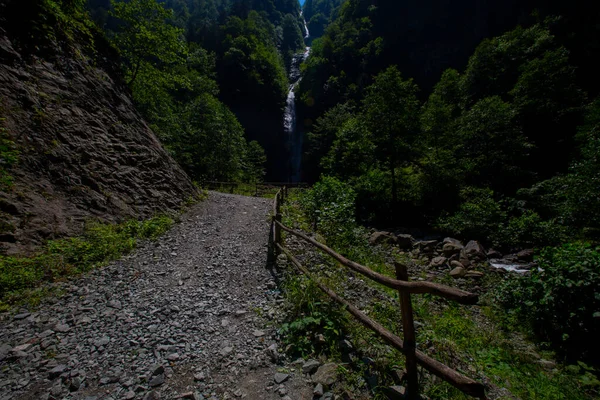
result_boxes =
[87,0,308,181]
[2,0,600,397]
[293,0,600,384]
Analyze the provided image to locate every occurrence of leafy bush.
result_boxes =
[436,187,506,240]
[495,242,600,362]
[300,176,357,238]
[279,273,347,357]
[494,210,567,248]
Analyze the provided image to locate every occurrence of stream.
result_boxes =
[284,14,311,183]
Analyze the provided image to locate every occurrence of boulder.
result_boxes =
[486,248,502,259]
[442,238,464,257]
[416,240,437,254]
[369,231,395,246]
[312,363,338,387]
[429,256,447,268]
[459,253,472,268]
[516,249,534,262]
[464,240,486,260]
[465,271,484,278]
[449,266,466,278]
[395,234,415,250]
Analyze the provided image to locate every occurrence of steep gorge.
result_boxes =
[0,1,197,255]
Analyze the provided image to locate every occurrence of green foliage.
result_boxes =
[321,117,374,179]
[110,0,187,85]
[300,176,356,238]
[495,243,600,363]
[0,215,173,302]
[455,96,531,190]
[173,93,247,181]
[279,303,346,356]
[243,140,267,183]
[436,187,506,241]
[0,120,19,190]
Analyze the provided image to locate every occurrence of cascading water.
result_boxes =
[284,14,311,183]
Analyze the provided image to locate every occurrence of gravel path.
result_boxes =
[0,192,313,400]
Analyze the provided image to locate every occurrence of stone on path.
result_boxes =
[274,373,290,384]
[302,359,320,374]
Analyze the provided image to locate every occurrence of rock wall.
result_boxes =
[0,17,197,255]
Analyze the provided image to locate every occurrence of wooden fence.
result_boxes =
[205,181,308,196]
[271,188,486,399]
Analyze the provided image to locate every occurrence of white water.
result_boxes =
[489,260,531,273]
[284,16,311,183]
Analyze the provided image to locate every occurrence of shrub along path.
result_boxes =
[0,192,312,400]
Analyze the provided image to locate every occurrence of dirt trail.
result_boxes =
[0,192,313,400]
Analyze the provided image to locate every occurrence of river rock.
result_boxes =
[395,234,415,250]
[465,271,484,278]
[517,249,535,262]
[312,363,338,386]
[430,256,447,268]
[464,240,486,260]
[487,248,502,258]
[449,266,466,278]
[369,231,396,246]
[442,238,463,257]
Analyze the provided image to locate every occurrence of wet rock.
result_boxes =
[517,249,535,262]
[487,248,502,258]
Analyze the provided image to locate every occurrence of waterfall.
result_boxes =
[283,16,311,183]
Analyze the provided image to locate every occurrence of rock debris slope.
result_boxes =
[0,12,196,255]
[0,192,312,400]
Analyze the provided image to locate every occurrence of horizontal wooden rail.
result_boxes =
[275,221,478,305]
[206,181,308,187]
[277,244,486,398]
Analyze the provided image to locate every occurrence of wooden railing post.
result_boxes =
[274,190,282,251]
[396,262,419,399]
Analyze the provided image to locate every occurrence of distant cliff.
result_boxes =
[0,0,197,255]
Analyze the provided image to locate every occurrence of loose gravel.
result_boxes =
[0,192,313,400]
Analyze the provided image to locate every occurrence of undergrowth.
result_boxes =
[0,215,174,310]
[278,184,598,399]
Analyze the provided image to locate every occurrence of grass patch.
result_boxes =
[0,215,174,309]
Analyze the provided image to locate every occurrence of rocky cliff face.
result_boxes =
[0,12,197,255]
